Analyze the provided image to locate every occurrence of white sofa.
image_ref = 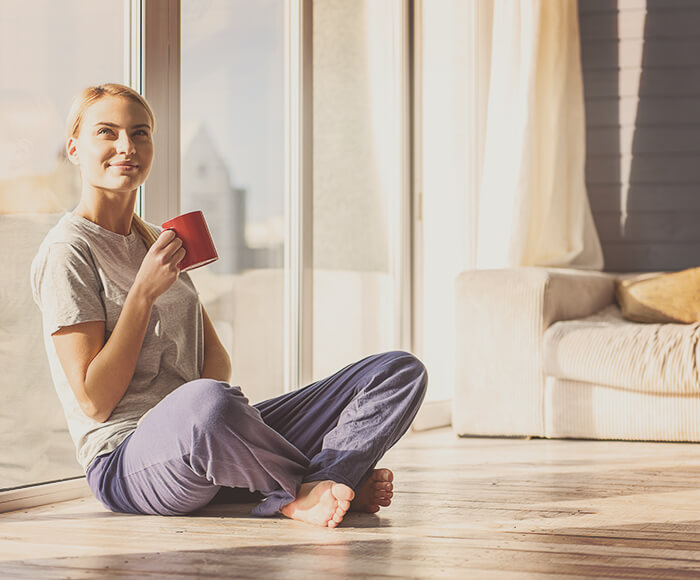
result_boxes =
[454,267,700,442]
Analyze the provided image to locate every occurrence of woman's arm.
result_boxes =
[53,290,155,423]
[51,230,185,423]
[200,306,232,383]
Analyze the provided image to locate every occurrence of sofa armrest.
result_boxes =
[453,267,616,437]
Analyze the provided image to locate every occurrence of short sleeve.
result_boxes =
[31,242,106,335]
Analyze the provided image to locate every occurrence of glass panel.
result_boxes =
[312,0,401,379]
[0,0,127,490]
[181,0,285,403]
[418,1,470,402]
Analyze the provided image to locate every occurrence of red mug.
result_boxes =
[161,210,219,272]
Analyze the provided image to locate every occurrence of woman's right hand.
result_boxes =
[132,229,186,302]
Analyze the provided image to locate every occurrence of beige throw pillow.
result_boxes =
[615,267,700,324]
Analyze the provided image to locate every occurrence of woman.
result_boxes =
[30,83,428,528]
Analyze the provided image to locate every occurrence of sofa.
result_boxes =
[454,267,700,442]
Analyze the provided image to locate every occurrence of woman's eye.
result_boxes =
[96,128,148,137]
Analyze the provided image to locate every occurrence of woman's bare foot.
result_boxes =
[350,468,394,513]
[280,481,355,528]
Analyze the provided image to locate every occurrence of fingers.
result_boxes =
[146,229,186,276]
[163,237,183,261]
[172,247,186,269]
[156,231,186,266]
[155,228,176,248]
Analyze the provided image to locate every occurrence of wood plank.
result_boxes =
[580,0,700,14]
[583,68,700,99]
[587,126,700,155]
[595,211,700,243]
[602,242,700,272]
[583,38,700,71]
[581,9,700,41]
[585,154,700,185]
[585,97,700,128]
[588,184,700,212]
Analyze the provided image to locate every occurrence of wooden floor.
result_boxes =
[4,428,700,578]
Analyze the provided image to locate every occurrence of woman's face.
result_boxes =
[67,95,154,195]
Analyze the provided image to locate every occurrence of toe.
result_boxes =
[333,504,347,523]
[338,499,351,511]
[377,468,394,482]
[332,483,355,502]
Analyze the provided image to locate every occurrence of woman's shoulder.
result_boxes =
[30,214,103,307]
[31,214,96,279]
[34,213,93,260]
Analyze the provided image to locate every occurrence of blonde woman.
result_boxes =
[31,83,427,528]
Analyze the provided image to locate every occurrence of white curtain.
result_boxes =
[476,0,604,270]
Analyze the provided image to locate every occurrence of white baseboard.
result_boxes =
[0,477,92,514]
[411,399,452,431]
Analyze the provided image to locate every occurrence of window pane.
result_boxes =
[419,2,470,403]
[0,0,126,490]
[312,0,402,379]
[181,0,285,403]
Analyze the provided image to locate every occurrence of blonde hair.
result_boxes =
[66,83,159,248]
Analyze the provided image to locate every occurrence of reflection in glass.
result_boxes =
[181,0,285,403]
[312,0,401,379]
[0,0,126,490]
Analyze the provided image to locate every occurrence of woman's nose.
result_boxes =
[115,132,136,154]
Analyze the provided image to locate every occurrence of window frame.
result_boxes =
[284,0,314,391]
[140,0,181,224]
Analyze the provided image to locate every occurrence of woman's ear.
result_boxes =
[66,137,79,165]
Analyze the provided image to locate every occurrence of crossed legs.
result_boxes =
[86,350,428,528]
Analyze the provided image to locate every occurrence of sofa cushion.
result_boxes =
[616,267,700,324]
[543,304,700,395]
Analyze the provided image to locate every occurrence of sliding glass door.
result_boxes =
[180,0,286,403]
[181,0,411,392]
[311,0,410,380]
[0,0,128,490]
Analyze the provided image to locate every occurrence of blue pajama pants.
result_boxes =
[85,350,428,517]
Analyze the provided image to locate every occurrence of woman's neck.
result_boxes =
[74,187,138,236]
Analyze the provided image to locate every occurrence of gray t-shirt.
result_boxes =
[30,212,204,472]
